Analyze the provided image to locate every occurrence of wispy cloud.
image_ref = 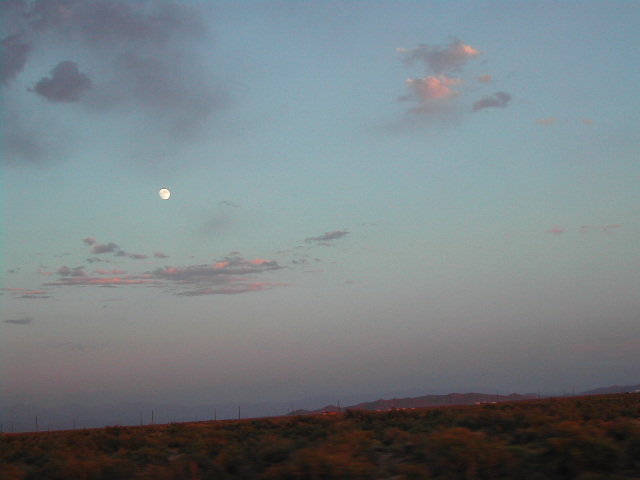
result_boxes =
[41,244,286,296]
[398,38,481,74]
[578,224,622,234]
[152,257,285,296]
[537,117,557,126]
[2,288,50,299]
[176,282,285,296]
[17,234,349,299]
[546,225,565,235]
[50,341,107,351]
[45,274,157,287]
[305,231,349,243]
[4,317,34,325]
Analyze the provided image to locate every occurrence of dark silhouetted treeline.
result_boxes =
[2,393,640,479]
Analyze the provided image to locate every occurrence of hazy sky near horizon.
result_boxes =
[2,0,639,407]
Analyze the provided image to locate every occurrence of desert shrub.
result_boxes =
[259,446,375,480]
[542,421,624,479]
[423,427,515,479]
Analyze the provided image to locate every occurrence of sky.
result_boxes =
[1,0,639,408]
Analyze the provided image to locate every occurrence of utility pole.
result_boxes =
[35,415,39,432]
[238,406,241,420]
[151,410,154,425]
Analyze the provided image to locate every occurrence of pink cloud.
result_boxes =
[247,258,270,265]
[537,117,557,126]
[546,225,565,235]
[398,39,482,74]
[38,238,290,296]
[3,287,51,299]
[406,75,460,101]
[477,74,492,83]
[582,118,594,125]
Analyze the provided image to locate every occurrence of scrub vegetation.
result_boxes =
[2,393,640,479]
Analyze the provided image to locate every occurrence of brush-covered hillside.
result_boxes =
[2,393,640,480]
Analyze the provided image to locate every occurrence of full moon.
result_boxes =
[159,188,171,200]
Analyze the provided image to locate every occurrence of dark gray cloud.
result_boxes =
[2,0,228,166]
[25,0,204,46]
[153,258,281,283]
[0,33,32,84]
[51,341,107,351]
[472,92,512,112]
[305,231,349,243]
[4,317,33,325]
[19,293,50,299]
[199,211,232,235]
[2,129,47,164]
[33,61,92,102]
[92,243,119,254]
[57,266,87,277]
[153,252,168,258]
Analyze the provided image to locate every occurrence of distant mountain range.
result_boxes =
[580,384,640,395]
[2,383,638,433]
[291,392,539,415]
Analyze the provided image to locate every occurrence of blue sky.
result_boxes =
[2,0,639,407]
